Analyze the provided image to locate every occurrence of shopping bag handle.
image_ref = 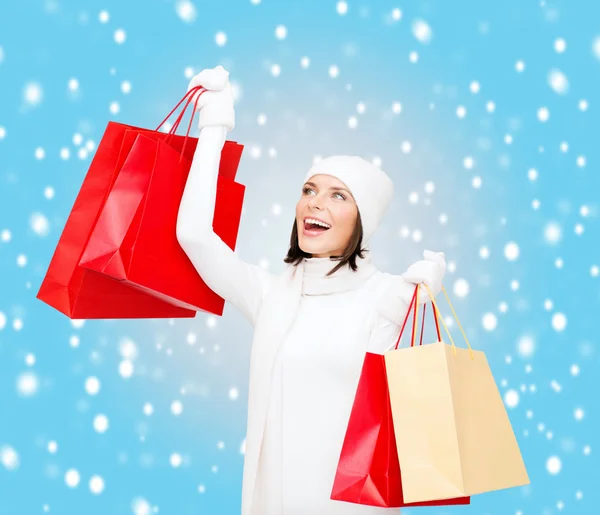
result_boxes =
[172,86,206,163]
[391,284,414,350]
[422,284,474,359]
[155,85,206,133]
[152,85,208,164]
[166,86,206,138]
[392,284,441,350]
[418,295,442,345]
[411,285,442,348]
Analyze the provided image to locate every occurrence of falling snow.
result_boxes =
[175,0,197,23]
[0,3,597,514]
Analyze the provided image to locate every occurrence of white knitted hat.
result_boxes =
[303,155,394,246]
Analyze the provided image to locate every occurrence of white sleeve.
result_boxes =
[374,273,415,327]
[367,273,416,353]
[176,125,274,326]
[371,273,444,353]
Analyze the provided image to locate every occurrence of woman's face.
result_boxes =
[295,174,358,258]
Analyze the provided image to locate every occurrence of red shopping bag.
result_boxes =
[36,87,239,319]
[78,89,245,314]
[331,285,471,507]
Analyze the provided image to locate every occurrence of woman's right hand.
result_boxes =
[187,65,235,132]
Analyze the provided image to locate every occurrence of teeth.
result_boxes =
[305,218,331,229]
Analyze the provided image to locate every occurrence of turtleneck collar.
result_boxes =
[301,250,378,296]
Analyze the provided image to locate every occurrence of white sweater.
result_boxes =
[177,126,414,514]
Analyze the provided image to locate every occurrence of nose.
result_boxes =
[308,196,323,210]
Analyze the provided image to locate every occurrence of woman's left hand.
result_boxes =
[401,250,447,300]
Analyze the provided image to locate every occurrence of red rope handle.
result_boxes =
[393,285,418,350]
[155,86,205,132]
[150,85,208,165]
[431,301,441,341]
[178,87,206,163]
[410,283,419,347]
[392,284,443,350]
[168,86,205,138]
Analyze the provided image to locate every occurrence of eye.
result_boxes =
[302,187,346,200]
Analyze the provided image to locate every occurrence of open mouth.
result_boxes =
[303,219,331,234]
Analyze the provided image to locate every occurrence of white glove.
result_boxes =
[187,65,235,132]
[401,250,447,303]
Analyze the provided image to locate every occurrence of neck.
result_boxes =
[301,251,377,295]
[307,252,343,259]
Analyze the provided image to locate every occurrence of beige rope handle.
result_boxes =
[441,284,474,355]
[412,282,419,345]
[422,283,474,360]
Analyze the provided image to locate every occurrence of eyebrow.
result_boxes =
[304,181,354,198]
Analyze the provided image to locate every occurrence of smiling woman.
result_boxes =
[176,65,448,515]
[283,174,366,275]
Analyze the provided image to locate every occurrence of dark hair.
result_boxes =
[283,211,367,276]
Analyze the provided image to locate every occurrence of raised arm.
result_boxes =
[176,66,273,326]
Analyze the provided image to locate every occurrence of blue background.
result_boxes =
[0,0,598,513]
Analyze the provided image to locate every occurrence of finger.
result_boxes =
[189,90,202,105]
[187,84,204,97]
[214,65,229,80]
[404,262,436,284]
[202,68,228,90]
[423,249,446,265]
[419,283,435,299]
[190,89,214,111]
[188,74,208,92]
[188,70,225,91]
[401,272,427,285]
[423,249,441,260]
[187,78,198,92]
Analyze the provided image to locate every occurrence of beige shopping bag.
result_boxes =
[384,284,530,503]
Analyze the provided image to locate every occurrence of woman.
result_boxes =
[176,65,447,515]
